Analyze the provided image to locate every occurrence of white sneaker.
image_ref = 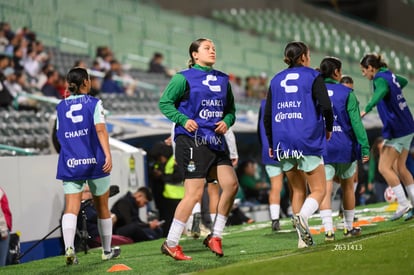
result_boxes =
[297,235,308,249]
[292,217,308,249]
[293,214,313,246]
[390,206,410,221]
[102,246,121,261]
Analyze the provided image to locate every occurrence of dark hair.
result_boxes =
[66,67,89,95]
[319,56,342,79]
[137,186,153,201]
[73,60,85,67]
[283,41,309,68]
[187,38,212,68]
[360,53,388,69]
[340,75,354,85]
[46,70,56,78]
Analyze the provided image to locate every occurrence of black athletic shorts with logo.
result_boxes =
[175,134,232,179]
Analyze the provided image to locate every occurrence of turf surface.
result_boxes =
[2,202,413,274]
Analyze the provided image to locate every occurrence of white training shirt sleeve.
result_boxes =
[225,128,238,160]
[171,123,176,157]
[94,100,106,124]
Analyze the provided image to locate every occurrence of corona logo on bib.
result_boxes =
[384,187,397,203]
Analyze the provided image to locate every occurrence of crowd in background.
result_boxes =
[0,22,174,112]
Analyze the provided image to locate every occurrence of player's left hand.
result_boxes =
[214,121,228,134]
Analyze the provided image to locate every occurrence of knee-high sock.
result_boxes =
[320,209,333,232]
[62,213,77,250]
[98,218,112,252]
[213,214,227,239]
[269,204,280,220]
[166,219,186,247]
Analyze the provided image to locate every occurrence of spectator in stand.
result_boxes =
[257,72,268,99]
[229,74,245,98]
[95,46,113,72]
[12,43,26,73]
[111,187,163,243]
[0,28,9,53]
[41,70,61,98]
[35,63,54,90]
[32,40,50,63]
[74,60,88,69]
[0,68,13,109]
[56,73,68,98]
[8,70,39,111]
[245,75,259,98]
[0,55,10,71]
[148,52,171,76]
[23,47,48,79]
[3,67,18,102]
[0,22,14,41]
[90,60,103,73]
[0,186,12,267]
[89,76,102,97]
[109,59,136,96]
[101,71,124,94]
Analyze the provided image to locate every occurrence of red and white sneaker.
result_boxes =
[161,241,192,261]
[203,234,223,257]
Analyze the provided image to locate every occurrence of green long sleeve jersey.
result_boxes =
[158,64,236,128]
[364,67,408,113]
[326,78,370,157]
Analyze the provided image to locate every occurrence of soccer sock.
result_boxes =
[343,209,355,230]
[331,182,340,200]
[166,219,186,247]
[405,184,414,206]
[299,197,319,221]
[269,204,280,220]
[62,213,77,250]
[392,184,410,208]
[192,202,201,214]
[212,214,227,239]
[98,218,112,252]
[186,215,193,233]
[210,213,217,226]
[320,209,334,232]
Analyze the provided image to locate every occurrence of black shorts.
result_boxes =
[175,135,232,179]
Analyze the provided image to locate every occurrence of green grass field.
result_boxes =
[2,203,413,275]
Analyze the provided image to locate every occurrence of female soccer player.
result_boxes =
[258,98,284,231]
[159,38,238,260]
[56,67,120,265]
[360,54,414,221]
[318,57,370,241]
[263,41,334,247]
